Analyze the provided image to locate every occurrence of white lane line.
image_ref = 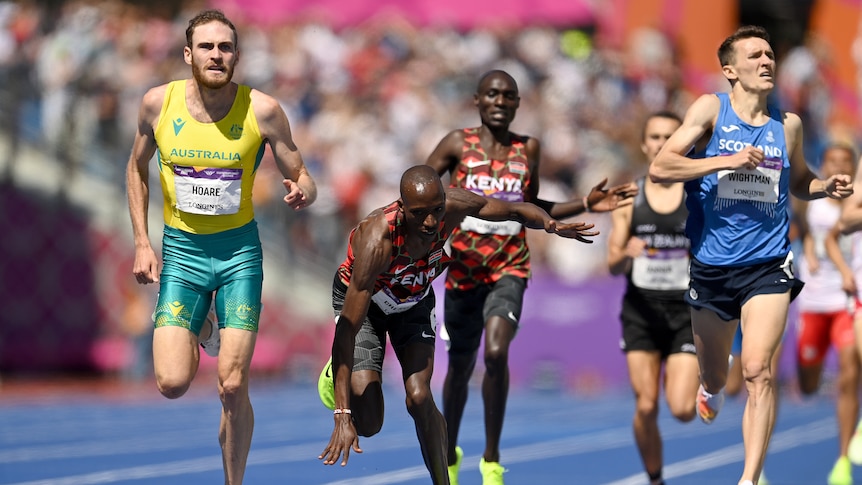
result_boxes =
[318,415,830,485]
[0,424,319,464]
[5,435,419,485]
[600,417,835,485]
[7,413,825,485]
[320,427,637,485]
[318,420,743,485]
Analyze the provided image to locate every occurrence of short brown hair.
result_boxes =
[185,9,238,49]
[717,25,770,67]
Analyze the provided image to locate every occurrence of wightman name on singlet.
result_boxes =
[715,152,782,206]
[725,172,771,184]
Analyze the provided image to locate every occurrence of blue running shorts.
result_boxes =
[154,221,263,335]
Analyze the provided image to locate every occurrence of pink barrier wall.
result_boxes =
[211,0,595,29]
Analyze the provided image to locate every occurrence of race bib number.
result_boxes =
[716,158,781,204]
[460,216,522,236]
[371,286,430,315]
[173,165,242,215]
[631,249,690,291]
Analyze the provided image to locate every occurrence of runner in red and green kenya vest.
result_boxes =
[319,165,598,483]
[337,200,452,315]
[426,70,638,484]
[446,127,531,290]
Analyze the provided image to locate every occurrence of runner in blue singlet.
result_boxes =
[650,25,853,485]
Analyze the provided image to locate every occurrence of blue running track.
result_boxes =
[0,376,854,484]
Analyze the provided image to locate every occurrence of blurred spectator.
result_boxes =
[776,33,834,171]
[0,0,41,181]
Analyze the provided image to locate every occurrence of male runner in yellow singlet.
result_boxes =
[125,9,316,484]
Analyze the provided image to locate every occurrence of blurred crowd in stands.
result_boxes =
[0,0,852,281]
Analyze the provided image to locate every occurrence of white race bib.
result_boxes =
[460,216,522,236]
[173,165,242,215]
[631,249,690,291]
[716,158,782,204]
[371,286,430,315]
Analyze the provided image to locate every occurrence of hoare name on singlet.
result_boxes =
[465,175,522,193]
[718,139,783,159]
[170,148,241,161]
[192,186,221,196]
[390,266,437,289]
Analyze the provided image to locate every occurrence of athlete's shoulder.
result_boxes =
[357,204,393,236]
[432,129,469,158]
[780,110,802,128]
[248,87,283,118]
[510,131,538,148]
[351,207,394,255]
[681,94,721,130]
[689,93,722,114]
[780,110,803,153]
[443,128,469,143]
[141,83,170,107]
[139,83,171,121]
[248,86,292,141]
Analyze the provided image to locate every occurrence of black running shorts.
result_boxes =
[442,275,526,355]
[331,276,437,373]
[620,290,694,357]
[685,253,805,321]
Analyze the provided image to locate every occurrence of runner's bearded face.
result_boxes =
[187,21,237,89]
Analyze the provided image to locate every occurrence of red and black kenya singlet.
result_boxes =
[446,127,532,291]
[337,201,452,314]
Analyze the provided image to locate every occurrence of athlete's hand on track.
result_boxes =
[283,178,310,210]
[545,220,599,243]
[319,415,362,467]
